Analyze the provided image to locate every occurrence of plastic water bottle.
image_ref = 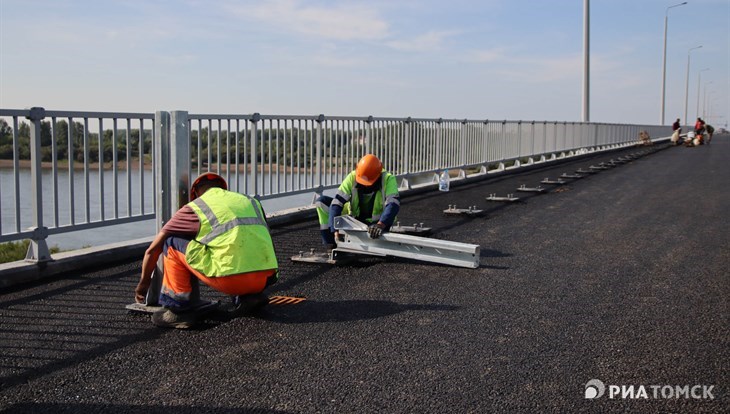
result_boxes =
[439,169,450,192]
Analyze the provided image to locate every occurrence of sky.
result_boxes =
[1,0,728,126]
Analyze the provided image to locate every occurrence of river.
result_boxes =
[0,168,319,251]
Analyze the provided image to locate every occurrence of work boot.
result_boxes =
[151,307,200,329]
[230,292,270,317]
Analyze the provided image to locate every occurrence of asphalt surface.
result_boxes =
[1,136,728,413]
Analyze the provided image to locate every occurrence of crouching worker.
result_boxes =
[134,172,278,329]
[315,154,400,249]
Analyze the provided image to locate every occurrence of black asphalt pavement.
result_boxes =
[1,136,728,413]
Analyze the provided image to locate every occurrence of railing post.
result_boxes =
[460,119,467,168]
[170,111,191,209]
[482,120,489,165]
[315,114,324,190]
[365,116,373,155]
[24,107,51,263]
[147,110,171,305]
[517,120,522,160]
[154,111,171,231]
[531,121,536,158]
[404,117,412,175]
[436,118,443,168]
[250,113,260,197]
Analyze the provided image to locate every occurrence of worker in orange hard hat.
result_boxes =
[315,154,401,248]
[134,172,279,328]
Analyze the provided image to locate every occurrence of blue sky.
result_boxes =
[1,0,728,126]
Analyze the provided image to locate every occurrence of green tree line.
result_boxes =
[0,118,414,169]
[0,119,152,164]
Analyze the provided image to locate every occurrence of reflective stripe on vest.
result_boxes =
[191,194,268,245]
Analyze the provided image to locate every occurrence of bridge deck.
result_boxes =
[1,137,728,412]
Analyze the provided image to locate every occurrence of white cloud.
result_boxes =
[386,30,460,52]
[229,0,389,41]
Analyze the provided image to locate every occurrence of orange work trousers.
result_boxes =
[159,236,276,309]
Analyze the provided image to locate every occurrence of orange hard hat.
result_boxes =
[190,172,227,200]
[355,154,383,186]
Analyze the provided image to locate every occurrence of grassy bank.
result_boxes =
[0,240,60,264]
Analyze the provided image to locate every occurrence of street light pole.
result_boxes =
[696,68,709,120]
[684,45,702,126]
[660,2,688,125]
[582,0,590,123]
[703,81,713,118]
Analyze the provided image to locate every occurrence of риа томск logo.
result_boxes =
[585,379,606,399]
[584,379,715,400]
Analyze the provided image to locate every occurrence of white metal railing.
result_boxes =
[0,107,671,262]
[0,108,156,260]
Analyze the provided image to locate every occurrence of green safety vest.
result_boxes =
[185,187,278,277]
[337,170,399,223]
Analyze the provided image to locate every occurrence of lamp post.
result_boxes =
[684,45,702,125]
[703,81,713,118]
[582,0,590,122]
[660,1,688,125]
[696,68,709,120]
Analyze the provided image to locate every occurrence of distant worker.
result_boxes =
[705,123,714,144]
[134,172,278,329]
[671,118,682,145]
[315,154,400,249]
[672,118,681,133]
[694,118,706,145]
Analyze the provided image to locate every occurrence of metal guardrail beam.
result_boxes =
[333,216,480,269]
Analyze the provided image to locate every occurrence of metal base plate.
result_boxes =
[486,194,520,202]
[589,165,610,170]
[125,300,220,314]
[560,173,583,179]
[291,250,336,264]
[443,206,484,215]
[576,168,596,174]
[290,249,354,265]
[516,185,545,193]
[390,224,433,235]
[540,178,567,185]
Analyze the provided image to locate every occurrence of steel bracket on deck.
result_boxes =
[291,248,341,264]
[560,173,583,179]
[333,216,480,269]
[575,168,596,174]
[390,221,432,235]
[486,193,521,202]
[443,205,484,215]
[516,184,545,193]
[126,300,220,315]
[589,165,610,171]
[540,178,567,185]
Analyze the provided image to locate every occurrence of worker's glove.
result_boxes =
[368,223,385,239]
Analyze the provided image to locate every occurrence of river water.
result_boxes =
[0,168,318,251]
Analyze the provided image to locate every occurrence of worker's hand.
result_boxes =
[334,231,342,242]
[134,279,150,304]
[368,222,385,239]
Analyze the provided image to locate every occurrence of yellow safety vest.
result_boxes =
[336,170,399,223]
[185,188,278,277]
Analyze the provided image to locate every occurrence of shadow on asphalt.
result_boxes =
[258,299,459,324]
[0,268,168,392]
